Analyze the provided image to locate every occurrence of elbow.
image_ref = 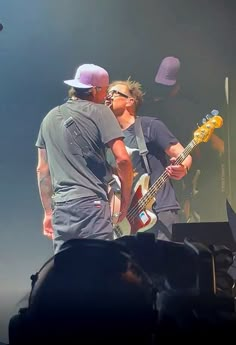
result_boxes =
[36,164,50,177]
[116,155,132,168]
[116,156,133,176]
[36,165,45,175]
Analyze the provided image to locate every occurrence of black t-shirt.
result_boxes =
[36,99,123,202]
[123,116,180,213]
[153,94,201,147]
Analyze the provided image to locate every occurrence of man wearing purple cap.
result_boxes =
[154,56,226,223]
[153,56,199,147]
[36,64,133,253]
[154,56,201,222]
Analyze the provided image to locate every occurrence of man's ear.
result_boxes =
[171,83,180,96]
[91,87,97,97]
[126,97,135,108]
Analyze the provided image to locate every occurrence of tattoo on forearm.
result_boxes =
[38,172,53,213]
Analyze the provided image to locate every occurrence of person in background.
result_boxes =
[153,56,225,223]
[36,63,133,253]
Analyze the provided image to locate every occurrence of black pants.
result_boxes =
[52,196,113,254]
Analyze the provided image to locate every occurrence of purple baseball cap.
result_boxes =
[64,64,109,88]
[155,56,180,86]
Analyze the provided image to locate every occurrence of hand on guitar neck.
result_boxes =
[166,156,190,180]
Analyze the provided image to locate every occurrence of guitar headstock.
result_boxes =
[193,110,223,144]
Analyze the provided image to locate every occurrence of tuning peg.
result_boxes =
[205,114,212,120]
[211,109,219,116]
[202,118,207,124]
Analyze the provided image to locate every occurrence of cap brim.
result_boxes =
[64,79,93,88]
[155,76,176,86]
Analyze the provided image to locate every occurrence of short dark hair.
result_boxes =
[68,86,92,100]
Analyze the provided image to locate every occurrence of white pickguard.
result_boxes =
[112,174,157,239]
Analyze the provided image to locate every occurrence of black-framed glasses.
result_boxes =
[106,89,129,99]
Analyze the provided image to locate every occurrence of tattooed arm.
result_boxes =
[36,148,54,239]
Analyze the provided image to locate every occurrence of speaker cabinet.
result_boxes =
[172,222,236,252]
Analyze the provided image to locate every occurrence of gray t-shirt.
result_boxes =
[36,99,123,202]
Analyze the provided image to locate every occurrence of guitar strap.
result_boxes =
[59,103,114,186]
[109,117,152,195]
[107,117,152,197]
[134,117,152,175]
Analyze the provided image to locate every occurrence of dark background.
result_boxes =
[0,0,235,342]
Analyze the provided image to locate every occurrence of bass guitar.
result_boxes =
[111,111,223,239]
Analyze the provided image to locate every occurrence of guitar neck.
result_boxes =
[131,139,198,212]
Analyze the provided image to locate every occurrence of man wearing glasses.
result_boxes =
[105,79,192,241]
[36,64,133,253]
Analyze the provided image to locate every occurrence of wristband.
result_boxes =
[112,212,122,218]
[183,164,189,174]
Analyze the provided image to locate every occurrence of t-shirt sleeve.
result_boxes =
[35,124,46,149]
[148,117,179,151]
[96,105,124,144]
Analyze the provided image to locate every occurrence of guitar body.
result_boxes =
[112,174,157,239]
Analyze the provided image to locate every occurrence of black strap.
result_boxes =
[134,117,151,175]
[59,104,113,184]
[59,104,103,163]
[59,104,85,158]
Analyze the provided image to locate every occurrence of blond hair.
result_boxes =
[108,78,145,110]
